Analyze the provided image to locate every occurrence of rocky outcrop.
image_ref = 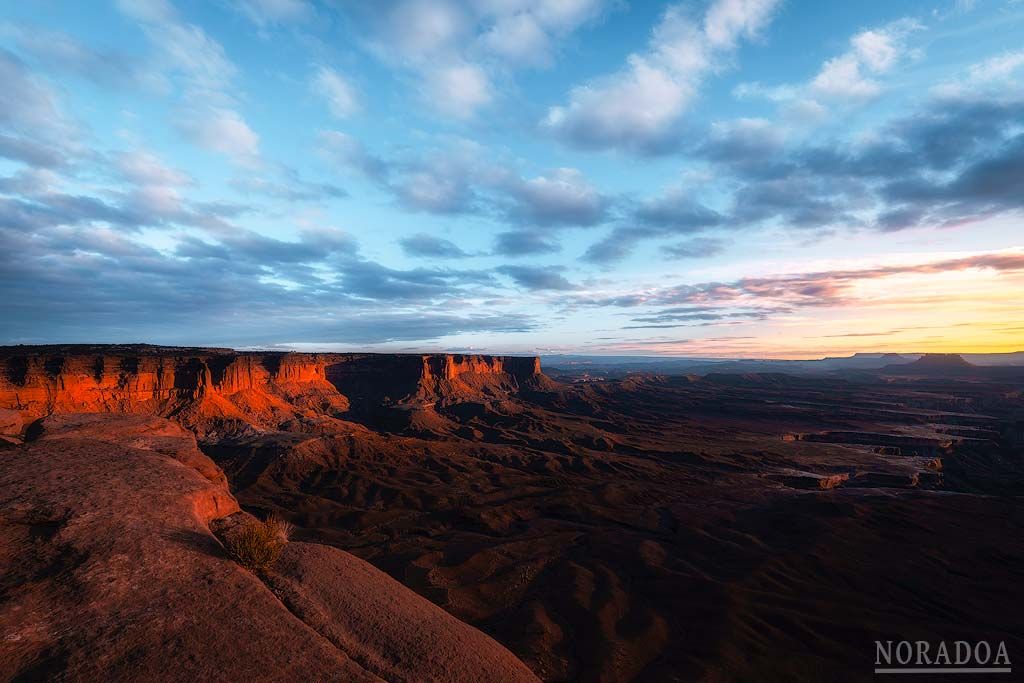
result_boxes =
[0,414,539,682]
[0,347,548,439]
[0,350,345,437]
[324,353,545,404]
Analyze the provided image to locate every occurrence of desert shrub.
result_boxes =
[225,514,292,572]
[264,513,294,543]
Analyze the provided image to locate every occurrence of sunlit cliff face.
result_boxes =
[1,1,1022,356]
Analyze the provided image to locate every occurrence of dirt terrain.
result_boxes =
[2,346,1022,681]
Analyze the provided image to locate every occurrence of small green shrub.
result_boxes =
[226,514,292,572]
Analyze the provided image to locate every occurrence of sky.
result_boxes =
[1,0,1022,358]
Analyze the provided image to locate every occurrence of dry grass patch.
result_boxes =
[225,513,293,572]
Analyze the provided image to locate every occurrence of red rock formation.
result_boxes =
[0,413,539,682]
[0,347,549,439]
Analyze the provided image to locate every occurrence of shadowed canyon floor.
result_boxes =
[2,346,1023,682]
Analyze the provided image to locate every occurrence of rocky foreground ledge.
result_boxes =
[0,413,539,682]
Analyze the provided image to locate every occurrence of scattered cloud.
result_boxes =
[320,132,611,226]
[502,168,608,227]
[1,23,152,89]
[349,0,606,119]
[497,264,578,291]
[312,66,360,118]
[235,0,313,27]
[543,0,780,153]
[117,0,262,165]
[690,92,1024,235]
[736,17,922,125]
[399,233,471,258]
[810,19,922,100]
[0,49,79,147]
[492,230,562,257]
[662,237,726,259]
[229,168,348,202]
[424,61,493,120]
[176,107,261,166]
[581,250,1024,313]
[967,49,1024,82]
[582,188,723,263]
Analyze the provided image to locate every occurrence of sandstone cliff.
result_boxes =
[0,346,548,440]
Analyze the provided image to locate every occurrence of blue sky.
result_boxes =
[1,0,1023,357]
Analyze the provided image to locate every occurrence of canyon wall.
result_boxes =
[0,346,546,438]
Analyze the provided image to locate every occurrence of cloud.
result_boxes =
[399,233,471,258]
[880,130,1024,230]
[1,143,254,235]
[0,232,533,343]
[480,11,552,66]
[967,49,1024,82]
[574,87,1024,258]
[492,230,561,256]
[542,0,780,153]
[395,167,477,214]
[0,194,148,233]
[634,190,724,231]
[176,226,358,268]
[662,237,726,259]
[332,259,496,301]
[737,18,921,114]
[623,305,768,328]
[317,131,390,181]
[176,108,261,166]
[581,250,1024,313]
[0,49,78,144]
[503,168,607,227]
[312,66,360,118]
[346,2,484,118]
[424,62,493,119]
[0,171,534,346]
[229,170,348,203]
[0,134,69,168]
[497,264,577,291]
[347,0,605,119]
[320,132,611,225]
[581,188,723,263]
[582,232,636,264]
[690,89,1024,235]
[697,117,787,174]
[1,23,152,89]
[235,0,313,26]
[480,0,603,67]
[116,150,192,188]
[117,0,262,165]
[319,131,476,213]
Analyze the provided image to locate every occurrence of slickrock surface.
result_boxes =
[0,413,538,683]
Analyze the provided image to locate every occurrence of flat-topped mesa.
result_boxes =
[0,350,346,438]
[425,354,542,383]
[0,346,548,437]
[419,354,547,404]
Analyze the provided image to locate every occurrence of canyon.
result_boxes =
[2,345,1023,682]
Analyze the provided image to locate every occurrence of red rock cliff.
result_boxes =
[0,349,346,438]
[0,346,547,437]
